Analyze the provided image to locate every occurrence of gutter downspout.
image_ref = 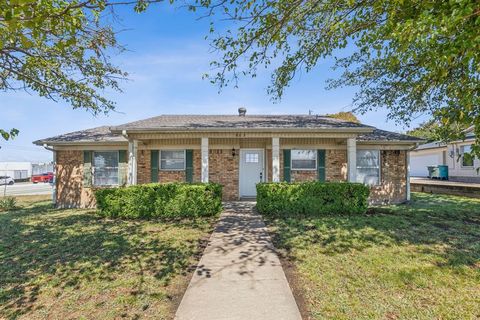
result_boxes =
[43,144,56,207]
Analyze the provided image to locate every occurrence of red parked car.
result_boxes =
[31,172,54,183]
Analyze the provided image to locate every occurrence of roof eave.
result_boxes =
[358,140,425,144]
[110,127,374,134]
[33,140,128,146]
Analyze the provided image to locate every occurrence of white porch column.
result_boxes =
[201,137,209,183]
[272,137,280,182]
[347,138,357,182]
[406,150,411,201]
[127,139,138,185]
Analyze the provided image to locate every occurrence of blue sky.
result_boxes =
[0,3,425,162]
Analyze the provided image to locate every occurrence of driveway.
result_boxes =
[175,202,302,320]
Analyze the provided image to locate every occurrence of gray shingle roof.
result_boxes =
[34,115,423,145]
[357,128,424,142]
[110,115,372,131]
[33,126,126,145]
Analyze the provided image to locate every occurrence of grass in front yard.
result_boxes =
[0,198,215,319]
[266,193,480,319]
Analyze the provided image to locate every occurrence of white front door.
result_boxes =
[239,149,265,197]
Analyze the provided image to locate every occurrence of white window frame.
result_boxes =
[160,150,186,171]
[92,151,119,187]
[291,149,317,171]
[460,145,474,168]
[356,149,381,186]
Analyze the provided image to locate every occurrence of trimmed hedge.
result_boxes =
[256,182,370,215]
[94,183,223,219]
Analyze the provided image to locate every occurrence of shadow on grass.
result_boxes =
[0,202,208,318]
[267,193,480,268]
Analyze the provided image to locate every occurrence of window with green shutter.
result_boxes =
[151,150,159,182]
[317,149,326,182]
[185,149,193,183]
[283,149,291,182]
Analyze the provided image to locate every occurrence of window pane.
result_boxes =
[292,160,316,169]
[356,150,380,186]
[245,153,259,163]
[162,150,184,160]
[160,150,185,170]
[161,159,185,170]
[93,152,119,186]
[357,168,380,185]
[291,150,316,160]
[462,145,474,167]
[291,150,317,169]
[357,150,379,167]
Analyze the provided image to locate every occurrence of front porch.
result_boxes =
[125,134,360,200]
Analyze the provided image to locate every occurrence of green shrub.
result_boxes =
[0,197,17,211]
[94,183,223,219]
[256,182,370,216]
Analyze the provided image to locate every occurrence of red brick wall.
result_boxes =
[55,150,96,208]
[137,149,151,184]
[369,150,407,204]
[291,170,317,182]
[54,146,407,208]
[326,150,347,181]
[209,149,239,201]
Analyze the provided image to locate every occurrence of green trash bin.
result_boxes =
[427,166,439,179]
[437,165,449,180]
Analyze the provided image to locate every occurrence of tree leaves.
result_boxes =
[193,0,480,157]
[0,0,131,140]
[0,129,19,140]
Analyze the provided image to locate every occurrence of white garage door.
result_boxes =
[410,153,442,177]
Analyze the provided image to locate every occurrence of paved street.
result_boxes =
[0,182,53,196]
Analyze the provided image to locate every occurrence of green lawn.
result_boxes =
[0,196,214,319]
[266,193,480,319]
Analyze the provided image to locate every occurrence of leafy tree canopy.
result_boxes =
[407,119,470,142]
[191,0,480,155]
[0,0,158,140]
[326,111,360,123]
[406,120,440,142]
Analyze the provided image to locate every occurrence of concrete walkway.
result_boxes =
[175,202,302,320]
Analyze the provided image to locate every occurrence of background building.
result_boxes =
[0,162,53,181]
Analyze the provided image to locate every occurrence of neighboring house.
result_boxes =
[33,111,423,208]
[410,128,479,181]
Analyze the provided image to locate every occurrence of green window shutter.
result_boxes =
[118,150,127,186]
[185,149,193,183]
[83,151,93,187]
[151,150,159,183]
[317,149,326,182]
[283,149,291,182]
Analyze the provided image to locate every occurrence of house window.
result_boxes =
[461,145,474,167]
[291,150,317,170]
[245,153,259,163]
[93,151,119,186]
[160,150,186,170]
[356,150,380,186]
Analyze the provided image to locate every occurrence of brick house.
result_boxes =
[34,112,423,208]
